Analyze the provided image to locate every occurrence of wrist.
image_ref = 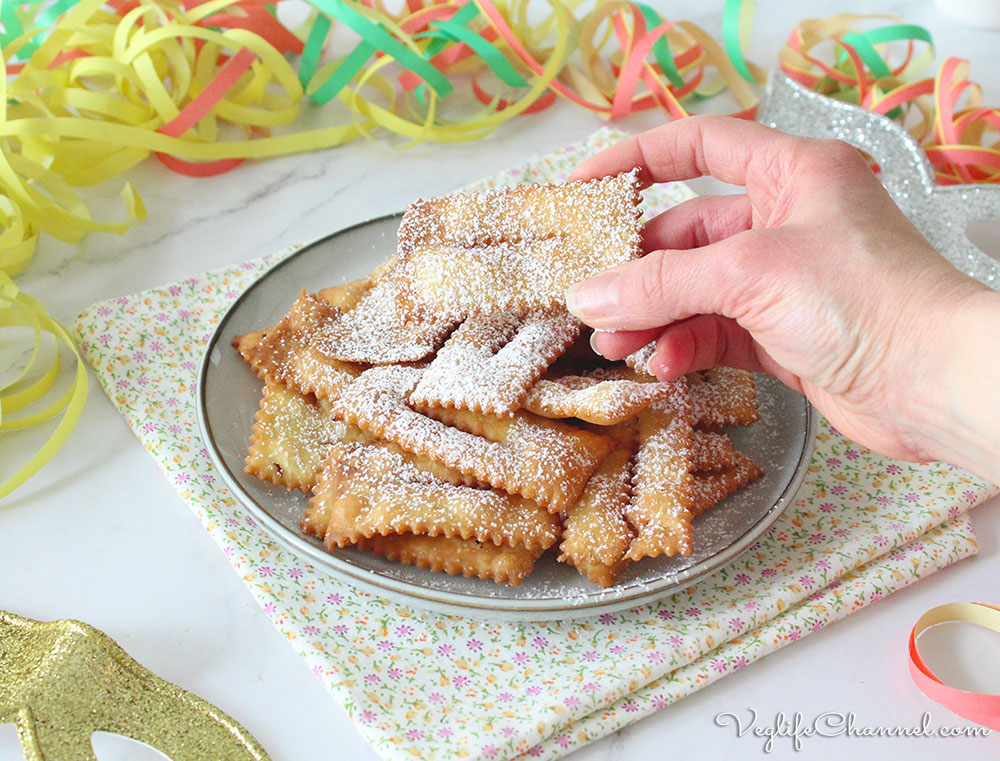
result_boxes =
[906,286,1000,482]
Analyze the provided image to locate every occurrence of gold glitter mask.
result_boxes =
[0,610,271,761]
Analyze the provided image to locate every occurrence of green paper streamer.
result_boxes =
[304,0,453,97]
[722,0,755,84]
[299,12,331,94]
[425,19,527,87]
[309,40,376,104]
[635,2,683,89]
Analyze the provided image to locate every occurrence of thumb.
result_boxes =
[565,237,746,331]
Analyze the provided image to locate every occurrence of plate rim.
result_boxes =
[196,214,816,620]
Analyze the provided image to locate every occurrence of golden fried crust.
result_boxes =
[691,452,765,517]
[524,368,687,425]
[329,365,612,513]
[395,172,642,319]
[558,428,638,588]
[691,430,741,473]
[409,309,581,417]
[316,277,370,312]
[244,382,352,492]
[310,441,561,552]
[236,291,365,400]
[626,397,696,561]
[354,534,540,586]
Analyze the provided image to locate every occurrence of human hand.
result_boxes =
[566,115,1000,478]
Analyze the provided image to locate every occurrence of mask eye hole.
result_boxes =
[91,731,174,761]
[965,219,1000,263]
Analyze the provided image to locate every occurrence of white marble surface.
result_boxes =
[2,1,1000,759]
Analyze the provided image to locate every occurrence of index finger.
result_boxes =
[569,114,812,190]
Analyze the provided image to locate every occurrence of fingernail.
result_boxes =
[589,329,609,358]
[566,273,619,320]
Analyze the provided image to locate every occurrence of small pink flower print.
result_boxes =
[744,600,759,611]
[583,682,599,693]
[905,492,919,503]
[733,655,749,669]
[137,376,149,386]
[819,502,835,512]
[133,350,147,362]
[263,602,276,616]
[845,449,858,460]
[142,422,155,433]
[826,457,841,468]
[657,609,675,620]
[798,575,815,588]
[831,485,847,496]
[312,665,323,676]
[326,593,342,605]
[377,641,393,652]
[364,674,381,685]
[453,675,469,688]
[761,568,776,577]
[437,644,455,657]
[532,636,548,649]
[259,567,273,577]
[581,650,598,662]
[394,625,413,637]
[98,305,111,316]
[150,341,163,352]
[467,638,483,651]
[429,692,443,703]
[565,696,580,709]
[964,489,977,503]
[623,700,639,712]
[729,617,744,631]
[387,668,402,680]
[911,543,924,551]
[815,559,831,570]
[555,734,570,748]
[887,464,901,474]
[502,727,516,737]
[874,534,889,547]
[481,743,498,757]
[406,730,422,742]
[648,651,665,664]
[156,313,168,322]
[788,629,800,641]
[834,528,850,537]
[811,620,825,633]
[358,710,375,725]
[667,634,682,645]
[304,626,319,636]
[498,692,512,702]
[685,607,701,618]
[513,652,528,665]
[526,686,541,696]
[438,728,453,739]
[599,613,616,625]
[526,746,543,757]
[169,285,182,296]
[735,573,750,585]
[332,624,348,635]
[653,696,668,709]
[711,659,727,672]
[609,645,625,655]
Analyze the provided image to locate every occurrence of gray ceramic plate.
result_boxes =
[197,213,815,621]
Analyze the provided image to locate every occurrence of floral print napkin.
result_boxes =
[73,129,996,761]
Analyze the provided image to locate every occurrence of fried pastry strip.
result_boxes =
[396,172,642,319]
[524,368,687,425]
[689,367,760,428]
[626,396,696,560]
[301,496,539,586]
[244,381,478,491]
[691,430,741,473]
[409,309,581,416]
[328,365,612,513]
[691,452,765,517]
[244,383,352,492]
[315,273,455,365]
[558,424,638,588]
[311,441,561,551]
[234,292,364,400]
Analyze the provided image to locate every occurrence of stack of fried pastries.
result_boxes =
[236,172,764,588]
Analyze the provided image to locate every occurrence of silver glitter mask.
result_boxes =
[758,72,1000,290]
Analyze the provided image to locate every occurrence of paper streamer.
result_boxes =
[909,602,1000,731]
